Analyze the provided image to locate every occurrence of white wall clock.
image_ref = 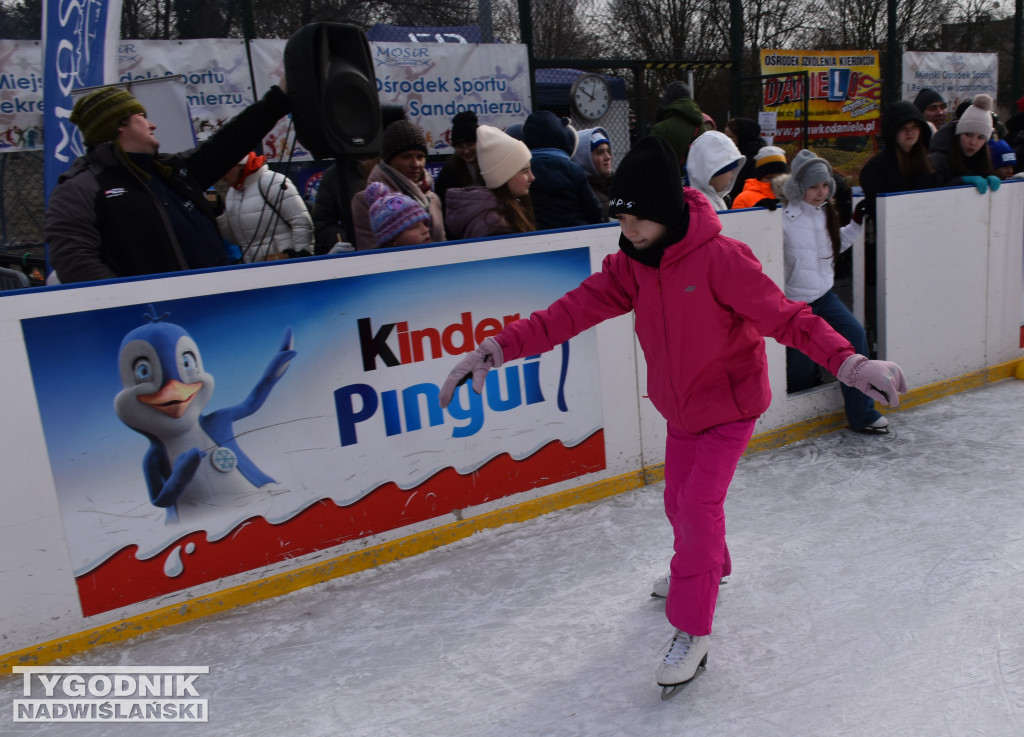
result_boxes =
[570,73,611,121]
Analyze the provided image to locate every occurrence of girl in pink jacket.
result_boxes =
[439,136,907,696]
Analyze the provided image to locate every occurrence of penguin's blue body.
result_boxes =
[114,306,296,523]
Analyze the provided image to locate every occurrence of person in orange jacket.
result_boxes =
[731,146,788,210]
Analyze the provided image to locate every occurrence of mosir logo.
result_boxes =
[12,666,209,723]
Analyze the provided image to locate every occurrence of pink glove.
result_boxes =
[836,354,908,407]
[439,337,504,408]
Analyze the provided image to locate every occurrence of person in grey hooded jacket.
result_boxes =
[571,127,614,219]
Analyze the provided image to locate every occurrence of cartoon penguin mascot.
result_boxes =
[114,305,297,524]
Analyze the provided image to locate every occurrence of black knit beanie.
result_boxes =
[381,120,428,163]
[608,136,686,225]
[913,88,946,114]
[451,110,479,144]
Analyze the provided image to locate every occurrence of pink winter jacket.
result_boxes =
[495,188,856,435]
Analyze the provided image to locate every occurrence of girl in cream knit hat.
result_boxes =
[928,93,1001,192]
[444,125,536,239]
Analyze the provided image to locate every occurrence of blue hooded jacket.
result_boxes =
[523,111,603,229]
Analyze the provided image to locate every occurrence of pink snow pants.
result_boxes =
[664,418,756,637]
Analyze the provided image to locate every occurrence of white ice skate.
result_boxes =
[650,573,670,598]
[656,629,709,700]
[650,573,727,599]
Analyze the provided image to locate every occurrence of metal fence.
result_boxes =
[0,151,46,278]
[528,60,884,188]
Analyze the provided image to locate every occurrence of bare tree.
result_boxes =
[605,0,715,59]
[740,0,811,51]
[491,0,523,43]
[0,0,40,39]
[491,0,607,58]
[122,0,175,39]
[117,0,479,40]
[175,0,228,38]
[801,0,1000,50]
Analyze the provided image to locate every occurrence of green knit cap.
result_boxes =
[70,87,147,145]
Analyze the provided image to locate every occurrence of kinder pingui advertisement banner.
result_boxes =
[22,249,605,617]
[759,50,881,141]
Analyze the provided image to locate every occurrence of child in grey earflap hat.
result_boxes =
[779,148,892,436]
[782,148,835,203]
[437,135,907,697]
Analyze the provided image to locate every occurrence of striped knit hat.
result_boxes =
[71,87,146,145]
[754,146,788,176]
[364,182,430,247]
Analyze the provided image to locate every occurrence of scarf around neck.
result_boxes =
[617,205,690,268]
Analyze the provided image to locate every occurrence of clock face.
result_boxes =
[571,74,611,121]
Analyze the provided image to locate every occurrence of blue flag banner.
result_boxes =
[42,0,122,202]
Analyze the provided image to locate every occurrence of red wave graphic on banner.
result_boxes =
[76,431,606,617]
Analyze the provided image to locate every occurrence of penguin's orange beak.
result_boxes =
[138,379,202,419]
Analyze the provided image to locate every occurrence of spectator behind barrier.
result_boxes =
[777,149,890,434]
[859,101,940,218]
[349,119,446,250]
[1005,110,1024,174]
[649,81,712,170]
[929,93,1000,194]
[522,110,602,230]
[913,88,948,132]
[312,104,409,255]
[364,181,432,248]
[434,110,484,210]
[685,131,745,212]
[312,162,357,254]
[218,152,313,262]
[731,146,788,210]
[44,82,290,283]
[445,125,536,240]
[988,138,1018,180]
[723,117,766,202]
[571,127,615,219]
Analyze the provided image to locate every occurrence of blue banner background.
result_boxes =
[42,0,121,201]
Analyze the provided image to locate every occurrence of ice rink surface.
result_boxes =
[4,379,1024,737]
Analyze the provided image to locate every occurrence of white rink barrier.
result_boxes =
[1,181,1021,668]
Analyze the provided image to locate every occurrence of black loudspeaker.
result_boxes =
[285,23,382,159]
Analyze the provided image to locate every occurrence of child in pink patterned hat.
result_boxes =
[364,181,432,248]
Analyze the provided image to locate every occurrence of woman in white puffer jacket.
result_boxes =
[778,149,889,434]
[219,152,313,262]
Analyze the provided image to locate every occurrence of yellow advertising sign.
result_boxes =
[759,50,881,140]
